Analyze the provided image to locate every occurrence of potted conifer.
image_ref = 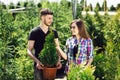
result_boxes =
[38,28,59,80]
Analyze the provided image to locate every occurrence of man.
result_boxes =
[27,8,65,80]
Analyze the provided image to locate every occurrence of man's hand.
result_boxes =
[36,61,44,69]
[56,60,62,69]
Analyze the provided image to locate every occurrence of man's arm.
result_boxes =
[27,40,43,69]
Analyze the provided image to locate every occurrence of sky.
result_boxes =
[0,0,120,7]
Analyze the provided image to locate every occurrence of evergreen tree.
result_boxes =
[116,3,120,10]
[16,2,21,8]
[110,5,116,11]
[95,2,101,11]
[37,2,42,8]
[0,2,7,9]
[23,2,28,7]
[79,0,84,10]
[89,3,93,11]
[84,0,87,11]
[9,3,15,9]
[102,0,108,12]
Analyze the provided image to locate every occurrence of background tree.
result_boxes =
[102,0,108,12]
[23,1,28,7]
[37,2,42,8]
[109,5,116,11]
[16,1,21,8]
[76,0,84,18]
[95,2,101,11]
[9,3,15,9]
[84,0,87,11]
[0,2,7,9]
[89,3,93,11]
[116,3,120,10]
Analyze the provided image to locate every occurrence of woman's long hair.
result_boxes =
[70,19,90,39]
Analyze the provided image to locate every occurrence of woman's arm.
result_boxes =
[54,38,67,60]
[85,39,94,67]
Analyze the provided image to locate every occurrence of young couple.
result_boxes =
[27,8,93,80]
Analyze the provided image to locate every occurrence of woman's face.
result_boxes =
[70,22,79,36]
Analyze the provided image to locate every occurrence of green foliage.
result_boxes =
[92,10,120,80]
[103,11,120,80]
[15,49,33,80]
[0,1,120,80]
[93,50,119,80]
[68,64,95,80]
[39,29,59,67]
[83,13,106,53]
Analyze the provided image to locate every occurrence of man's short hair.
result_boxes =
[40,8,53,17]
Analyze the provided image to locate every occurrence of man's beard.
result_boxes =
[44,19,51,26]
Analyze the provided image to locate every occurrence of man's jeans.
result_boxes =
[34,66,43,80]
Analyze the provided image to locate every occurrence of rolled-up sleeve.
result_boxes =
[87,39,93,59]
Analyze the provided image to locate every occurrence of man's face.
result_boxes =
[42,15,53,26]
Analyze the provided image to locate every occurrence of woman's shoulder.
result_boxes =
[84,38,93,45]
[83,38,92,41]
[82,38,92,43]
[87,38,92,42]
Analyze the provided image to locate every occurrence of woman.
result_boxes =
[65,19,93,72]
[56,19,93,72]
